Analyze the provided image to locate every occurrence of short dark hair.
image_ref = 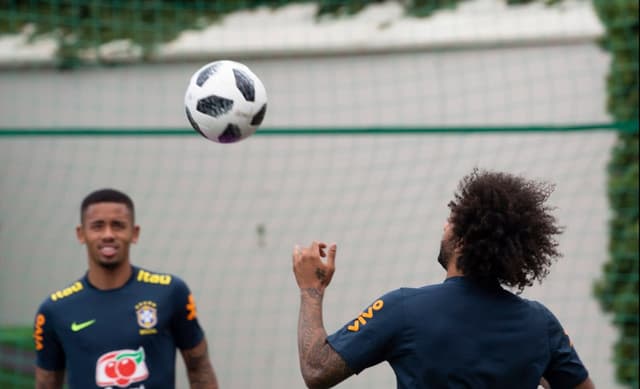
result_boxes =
[448,169,562,292]
[80,188,135,223]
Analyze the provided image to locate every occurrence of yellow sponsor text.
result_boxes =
[186,294,198,321]
[33,314,45,350]
[347,299,384,332]
[50,281,83,302]
[137,269,172,285]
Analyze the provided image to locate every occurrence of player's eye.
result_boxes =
[112,221,129,230]
[89,221,104,230]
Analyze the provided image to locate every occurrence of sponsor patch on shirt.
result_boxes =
[50,281,84,302]
[186,294,198,321]
[96,347,148,388]
[347,299,384,332]
[137,269,172,285]
[33,314,45,350]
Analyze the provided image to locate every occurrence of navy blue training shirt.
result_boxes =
[327,276,588,389]
[34,266,204,389]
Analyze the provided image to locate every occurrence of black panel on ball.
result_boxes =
[185,107,208,139]
[233,69,255,102]
[197,95,234,117]
[196,63,221,87]
[251,103,267,126]
[218,124,242,143]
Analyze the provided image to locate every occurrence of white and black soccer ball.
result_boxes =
[184,60,267,143]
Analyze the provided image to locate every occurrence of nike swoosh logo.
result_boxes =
[71,319,96,332]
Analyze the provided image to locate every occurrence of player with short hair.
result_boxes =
[33,188,219,389]
[293,169,595,389]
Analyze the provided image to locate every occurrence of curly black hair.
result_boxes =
[448,169,563,292]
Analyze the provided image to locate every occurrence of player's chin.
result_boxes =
[100,260,124,270]
[95,255,124,269]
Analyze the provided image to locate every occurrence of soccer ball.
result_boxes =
[184,60,268,143]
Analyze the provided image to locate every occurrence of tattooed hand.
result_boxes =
[292,241,337,292]
[293,241,353,388]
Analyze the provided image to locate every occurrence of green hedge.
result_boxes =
[592,1,639,388]
[0,0,569,67]
[0,326,35,389]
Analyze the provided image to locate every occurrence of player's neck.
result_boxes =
[445,256,464,278]
[87,261,133,290]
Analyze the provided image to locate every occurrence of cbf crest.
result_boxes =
[135,301,158,335]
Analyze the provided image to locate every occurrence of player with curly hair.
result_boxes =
[293,169,594,389]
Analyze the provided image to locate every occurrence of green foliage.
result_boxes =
[0,0,286,68]
[592,0,639,387]
[0,0,568,67]
[0,326,35,389]
[314,0,386,16]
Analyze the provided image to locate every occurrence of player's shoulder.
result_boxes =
[382,286,433,305]
[132,266,188,289]
[519,297,554,316]
[516,297,565,330]
[39,276,87,308]
[395,277,493,306]
[400,277,459,297]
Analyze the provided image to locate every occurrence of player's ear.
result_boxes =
[76,224,85,244]
[131,225,140,244]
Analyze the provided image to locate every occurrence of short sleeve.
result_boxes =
[541,305,589,387]
[169,278,205,350]
[34,302,65,371]
[326,289,406,374]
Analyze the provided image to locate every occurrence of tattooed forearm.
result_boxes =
[304,287,324,300]
[298,289,353,389]
[181,339,219,389]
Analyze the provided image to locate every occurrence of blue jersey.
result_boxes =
[327,276,588,389]
[33,266,205,389]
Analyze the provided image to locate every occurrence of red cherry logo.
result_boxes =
[104,361,118,378]
[117,357,136,377]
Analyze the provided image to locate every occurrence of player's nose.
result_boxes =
[102,226,115,239]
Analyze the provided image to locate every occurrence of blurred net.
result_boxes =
[0,1,637,388]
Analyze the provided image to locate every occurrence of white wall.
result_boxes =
[0,43,609,127]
